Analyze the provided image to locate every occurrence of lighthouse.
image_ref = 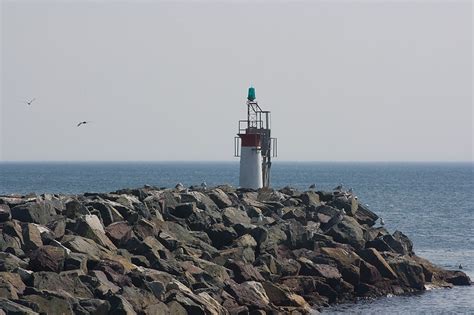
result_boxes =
[234,87,277,189]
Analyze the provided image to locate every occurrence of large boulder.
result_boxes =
[0,204,11,222]
[29,245,66,272]
[0,272,25,299]
[225,260,265,283]
[359,260,382,284]
[22,223,43,252]
[73,215,116,250]
[327,216,366,249]
[225,280,271,311]
[33,271,94,298]
[181,192,218,212]
[222,207,251,226]
[64,199,90,219]
[262,281,310,310]
[320,247,361,286]
[386,256,425,290]
[61,235,111,260]
[105,221,134,246]
[300,191,321,207]
[11,202,58,225]
[0,252,28,271]
[208,189,233,209]
[357,248,398,280]
[0,298,38,314]
[87,200,124,226]
[354,203,379,227]
[23,290,74,315]
[170,203,197,219]
[206,224,237,249]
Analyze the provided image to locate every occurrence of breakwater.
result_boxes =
[0,185,470,314]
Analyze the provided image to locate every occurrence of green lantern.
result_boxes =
[247,86,256,101]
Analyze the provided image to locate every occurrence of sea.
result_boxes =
[0,161,473,314]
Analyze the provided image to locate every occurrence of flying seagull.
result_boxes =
[25,98,36,106]
[77,121,90,127]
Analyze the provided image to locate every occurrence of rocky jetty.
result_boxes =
[0,185,470,314]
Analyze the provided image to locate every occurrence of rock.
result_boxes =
[29,245,66,272]
[443,270,471,286]
[300,191,321,207]
[225,260,265,283]
[22,223,43,252]
[359,260,382,284]
[121,285,161,313]
[386,256,425,290]
[0,272,25,299]
[281,207,307,223]
[327,216,365,249]
[357,248,398,280]
[0,298,38,314]
[90,259,133,288]
[64,252,88,272]
[354,203,378,227]
[206,224,238,249]
[262,281,310,310]
[65,199,90,219]
[320,247,361,286]
[23,291,74,315]
[79,299,111,315]
[0,204,11,222]
[61,235,111,260]
[107,294,137,315]
[208,188,233,209]
[298,258,342,286]
[45,217,66,240]
[181,192,218,211]
[11,202,58,225]
[170,203,197,219]
[3,221,24,244]
[132,218,156,240]
[87,200,124,226]
[0,252,28,271]
[33,271,94,299]
[222,207,251,226]
[90,270,121,295]
[73,215,116,250]
[105,221,133,246]
[225,280,271,310]
[391,231,414,256]
[233,234,257,249]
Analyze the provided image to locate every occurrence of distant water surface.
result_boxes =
[0,161,473,313]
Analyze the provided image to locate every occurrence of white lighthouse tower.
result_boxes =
[234,87,277,189]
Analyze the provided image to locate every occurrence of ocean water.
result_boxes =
[0,161,473,313]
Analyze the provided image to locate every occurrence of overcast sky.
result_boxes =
[1,0,472,162]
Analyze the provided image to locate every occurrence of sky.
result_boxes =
[1,0,472,162]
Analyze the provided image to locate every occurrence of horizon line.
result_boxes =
[0,160,473,164]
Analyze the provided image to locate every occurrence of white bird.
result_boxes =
[77,121,91,127]
[201,182,207,190]
[380,217,385,226]
[25,98,36,106]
